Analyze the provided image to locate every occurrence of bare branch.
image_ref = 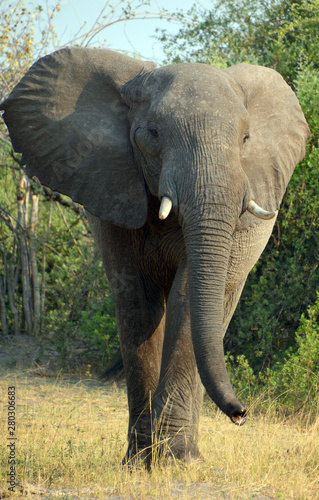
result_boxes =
[55,0,174,50]
[39,184,88,223]
[0,208,17,234]
[56,202,83,257]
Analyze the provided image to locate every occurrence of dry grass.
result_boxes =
[0,370,318,499]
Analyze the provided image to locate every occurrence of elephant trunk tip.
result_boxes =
[230,406,247,426]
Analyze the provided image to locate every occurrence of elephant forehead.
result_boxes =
[154,62,225,86]
[150,64,245,115]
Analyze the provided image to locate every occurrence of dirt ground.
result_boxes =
[0,334,59,373]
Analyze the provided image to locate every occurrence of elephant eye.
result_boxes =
[243,134,250,143]
[149,128,159,138]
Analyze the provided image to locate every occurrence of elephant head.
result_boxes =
[0,48,310,422]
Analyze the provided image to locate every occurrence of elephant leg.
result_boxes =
[109,266,166,465]
[152,260,203,463]
[88,218,166,465]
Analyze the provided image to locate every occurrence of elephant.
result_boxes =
[1,47,310,466]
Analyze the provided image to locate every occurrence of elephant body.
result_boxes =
[87,195,275,462]
[1,47,310,466]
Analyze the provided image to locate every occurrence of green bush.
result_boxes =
[45,247,119,372]
[225,353,257,401]
[267,293,319,414]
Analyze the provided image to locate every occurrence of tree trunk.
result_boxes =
[0,270,8,335]
[7,238,20,335]
[41,198,53,330]
[29,192,40,335]
[17,173,33,334]
[0,211,20,334]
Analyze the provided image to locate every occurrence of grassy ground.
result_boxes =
[0,370,318,499]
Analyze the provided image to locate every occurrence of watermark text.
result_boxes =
[7,386,17,493]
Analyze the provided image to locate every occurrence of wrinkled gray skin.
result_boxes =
[1,48,309,467]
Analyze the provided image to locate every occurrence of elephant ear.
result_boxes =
[0,47,157,228]
[224,64,310,213]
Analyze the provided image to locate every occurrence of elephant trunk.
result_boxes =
[182,205,247,425]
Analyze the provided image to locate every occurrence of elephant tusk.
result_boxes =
[247,200,277,220]
[159,197,173,220]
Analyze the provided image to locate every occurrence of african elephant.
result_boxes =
[1,47,309,466]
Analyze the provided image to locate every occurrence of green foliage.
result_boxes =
[226,291,319,417]
[266,293,319,413]
[295,62,319,137]
[160,0,319,82]
[225,353,257,400]
[46,248,119,371]
[0,148,119,368]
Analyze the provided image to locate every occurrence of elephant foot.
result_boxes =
[164,440,204,466]
[122,449,152,470]
[123,432,203,470]
[122,436,153,470]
